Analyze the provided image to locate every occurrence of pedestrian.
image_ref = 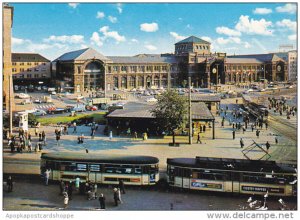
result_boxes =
[7,176,13,192]
[63,193,69,209]
[28,132,31,141]
[81,133,84,143]
[44,168,51,185]
[73,122,77,133]
[196,132,202,144]
[59,180,65,195]
[256,129,260,138]
[127,127,131,136]
[35,127,39,136]
[56,134,60,145]
[251,124,254,132]
[119,179,125,194]
[240,138,244,148]
[68,181,73,200]
[28,140,32,152]
[242,126,246,134]
[113,188,119,206]
[232,130,235,140]
[39,133,42,141]
[275,136,278,144]
[75,176,80,191]
[203,125,206,133]
[236,99,238,104]
[64,125,68,135]
[109,131,113,140]
[99,193,106,209]
[266,141,271,152]
[117,188,123,204]
[200,125,203,133]
[134,131,138,139]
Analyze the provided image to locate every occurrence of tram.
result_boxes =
[41,152,159,185]
[167,157,297,197]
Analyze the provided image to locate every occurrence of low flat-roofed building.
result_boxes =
[107,101,216,139]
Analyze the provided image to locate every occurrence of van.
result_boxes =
[72,105,86,112]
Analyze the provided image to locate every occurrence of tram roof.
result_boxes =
[41,152,159,164]
[167,157,296,173]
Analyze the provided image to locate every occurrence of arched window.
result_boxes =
[146,76,152,88]
[129,76,136,88]
[121,76,127,89]
[114,77,118,89]
[154,76,160,87]
[137,76,144,87]
[161,76,167,87]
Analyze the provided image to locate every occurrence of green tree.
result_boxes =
[151,89,188,145]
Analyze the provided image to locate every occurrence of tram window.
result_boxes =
[77,163,87,171]
[182,169,191,178]
[59,162,77,171]
[89,164,101,172]
[150,164,158,172]
[142,166,150,174]
[174,167,183,176]
[231,172,241,181]
[134,168,142,174]
[192,171,199,179]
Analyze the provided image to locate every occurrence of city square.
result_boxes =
[2,1,298,216]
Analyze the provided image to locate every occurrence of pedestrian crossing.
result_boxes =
[33,104,55,110]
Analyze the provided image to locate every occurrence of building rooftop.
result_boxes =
[175,36,211,45]
[184,94,221,102]
[12,53,50,62]
[53,47,111,62]
[225,57,263,64]
[108,54,177,64]
[227,53,285,63]
[106,101,214,120]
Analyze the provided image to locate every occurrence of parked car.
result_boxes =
[20,99,32,105]
[33,99,42,104]
[146,97,158,102]
[32,109,47,116]
[47,107,67,114]
[86,105,98,111]
[16,93,30,99]
[50,91,57,95]
[72,105,87,112]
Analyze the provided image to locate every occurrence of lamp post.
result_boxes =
[188,77,192,145]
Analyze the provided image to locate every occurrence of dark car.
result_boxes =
[47,107,68,114]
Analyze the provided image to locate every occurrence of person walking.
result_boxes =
[117,188,123,204]
[265,122,268,130]
[68,181,73,200]
[203,125,206,133]
[59,180,65,195]
[119,179,125,194]
[240,138,244,148]
[232,130,235,140]
[266,141,271,153]
[113,188,119,206]
[275,136,278,144]
[75,176,80,191]
[44,169,51,185]
[251,124,254,132]
[196,132,202,144]
[7,176,13,192]
[98,193,106,209]
[63,193,69,209]
[73,122,77,134]
[256,129,260,139]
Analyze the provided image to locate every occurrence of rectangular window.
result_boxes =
[27,74,32,78]
[34,62,39,65]
[154,66,160,71]
[12,62,16,66]
[12,68,17,72]
[20,62,24,66]
[162,66,167,71]
[34,68,39,72]
[140,66,145,72]
[146,66,151,71]
[20,68,25,72]
[121,66,126,71]
[27,62,31,65]
[19,74,24,78]
[76,163,87,171]
[108,66,112,73]
[89,164,101,172]
[34,74,39,78]
[113,66,118,72]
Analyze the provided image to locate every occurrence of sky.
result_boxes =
[10,2,297,60]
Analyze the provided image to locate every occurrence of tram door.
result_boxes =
[149,165,157,183]
[231,172,240,193]
[167,165,175,185]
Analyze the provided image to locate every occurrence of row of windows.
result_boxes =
[12,74,47,79]
[108,65,168,73]
[176,45,209,51]
[168,166,294,184]
[43,161,158,174]
[12,62,47,66]
[12,68,47,72]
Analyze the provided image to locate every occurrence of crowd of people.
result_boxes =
[268,97,297,119]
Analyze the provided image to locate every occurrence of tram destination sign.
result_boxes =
[242,186,284,194]
[191,181,223,190]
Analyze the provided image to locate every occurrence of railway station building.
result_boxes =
[51,36,288,94]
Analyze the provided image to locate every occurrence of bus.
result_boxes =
[41,152,159,186]
[167,157,297,197]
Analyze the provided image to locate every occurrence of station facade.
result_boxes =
[52,36,288,94]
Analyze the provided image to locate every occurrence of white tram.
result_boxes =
[167,157,297,197]
[41,152,159,185]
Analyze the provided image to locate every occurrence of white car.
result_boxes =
[146,97,158,102]
[17,93,30,99]
[51,91,57,95]
[32,109,47,116]
[34,99,42,104]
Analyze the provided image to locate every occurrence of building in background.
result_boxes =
[275,50,297,81]
[11,53,51,88]
[51,36,288,94]
[2,4,14,112]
